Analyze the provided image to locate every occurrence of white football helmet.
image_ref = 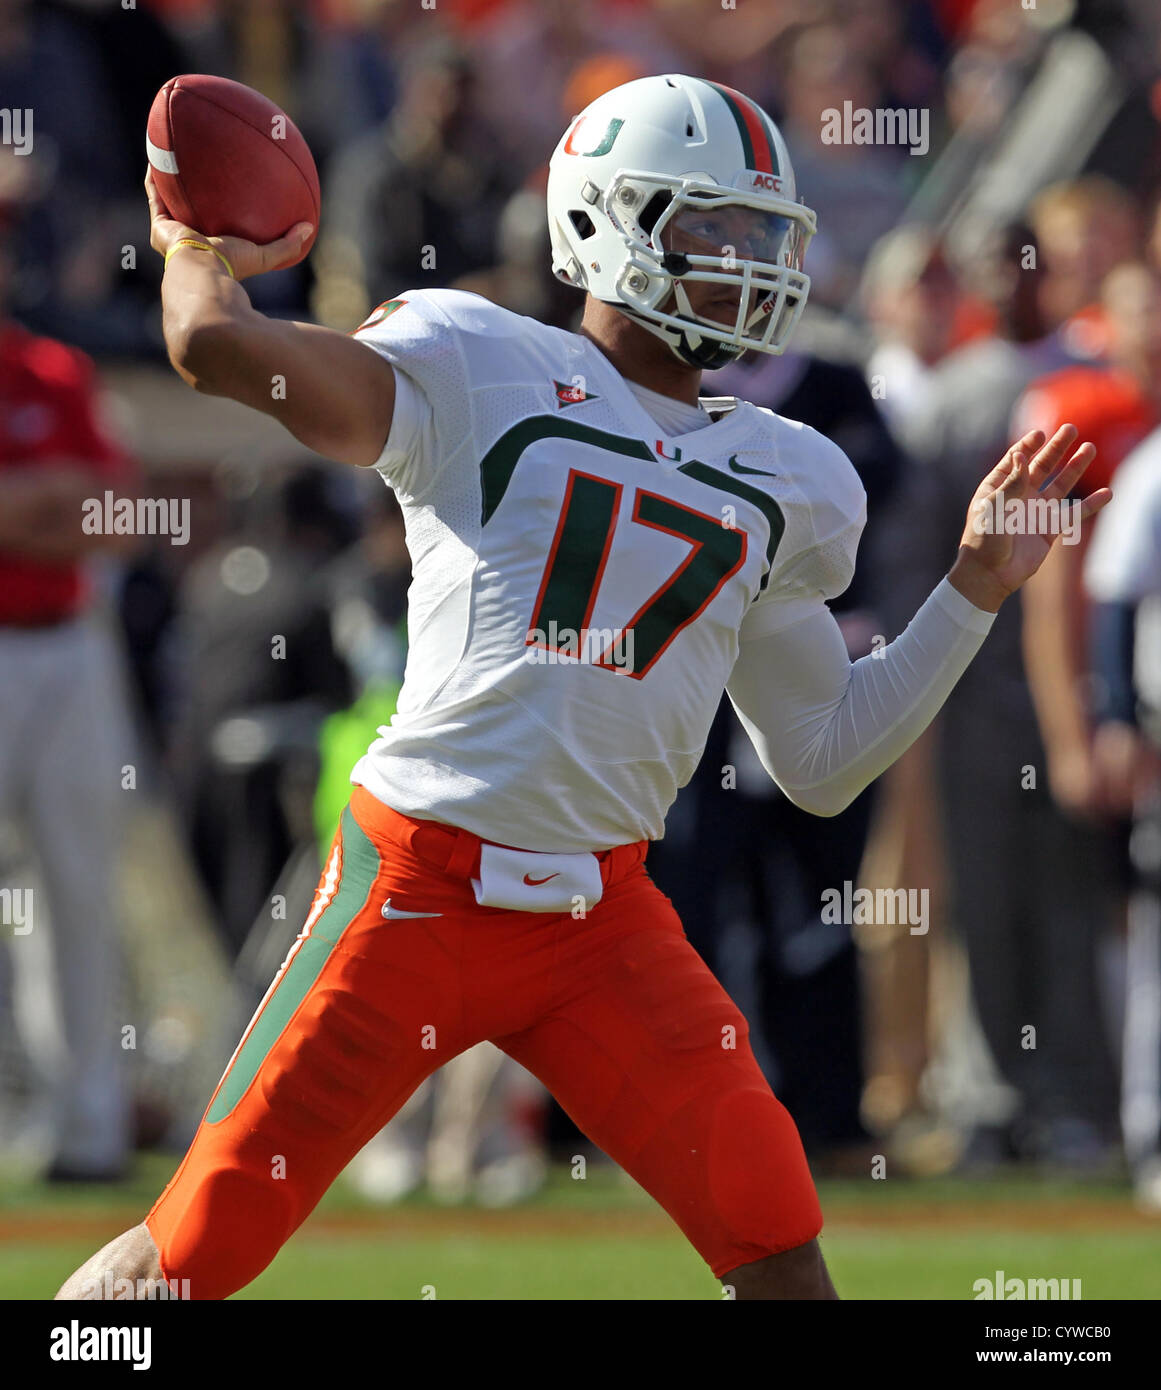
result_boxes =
[547,73,816,370]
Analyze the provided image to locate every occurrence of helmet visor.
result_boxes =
[663,202,802,270]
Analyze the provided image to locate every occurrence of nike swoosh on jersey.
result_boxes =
[381,900,444,920]
[522,872,561,886]
[726,453,778,478]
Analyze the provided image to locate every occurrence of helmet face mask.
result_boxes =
[607,173,815,366]
[548,75,817,369]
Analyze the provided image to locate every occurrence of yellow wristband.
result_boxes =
[164,238,235,279]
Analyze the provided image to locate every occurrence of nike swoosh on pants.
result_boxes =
[381,900,444,920]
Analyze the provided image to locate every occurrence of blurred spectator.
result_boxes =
[166,0,408,197]
[941,0,1039,142]
[313,36,515,328]
[321,484,410,696]
[1017,261,1161,822]
[0,0,191,354]
[776,21,911,306]
[115,545,182,762]
[1147,189,1161,275]
[1029,176,1141,361]
[312,481,411,857]
[862,226,962,432]
[561,52,649,121]
[843,0,946,110]
[1077,3,1161,199]
[469,0,681,171]
[897,222,1120,1168]
[1085,425,1161,1209]
[321,1,402,138]
[0,195,140,1181]
[166,464,356,957]
[451,184,579,328]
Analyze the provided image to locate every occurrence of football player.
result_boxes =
[58,74,1106,1301]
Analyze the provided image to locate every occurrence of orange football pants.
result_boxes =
[146,786,822,1297]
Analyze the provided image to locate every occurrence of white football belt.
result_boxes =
[472,843,604,913]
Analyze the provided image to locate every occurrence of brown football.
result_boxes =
[146,74,319,267]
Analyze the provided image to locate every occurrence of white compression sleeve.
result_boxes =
[726,577,996,816]
[368,366,435,495]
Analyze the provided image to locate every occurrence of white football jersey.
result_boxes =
[350,289,865,851]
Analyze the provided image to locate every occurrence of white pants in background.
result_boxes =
[0,612,136,1171]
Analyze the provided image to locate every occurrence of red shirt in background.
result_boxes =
[1012,365,1157,496]
[0,323,132,624]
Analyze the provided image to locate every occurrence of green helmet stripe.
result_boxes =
[701,79,780,175]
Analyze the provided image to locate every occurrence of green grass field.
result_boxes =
[3,1154,1159,1299]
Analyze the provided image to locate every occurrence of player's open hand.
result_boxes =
[145,168,312,281]
[948,425,1111,613]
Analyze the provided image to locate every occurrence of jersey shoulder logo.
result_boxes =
[554,380,599,409]
[354,298,408,333]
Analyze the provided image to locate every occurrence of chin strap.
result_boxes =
[673,334,746,370]
[669,283,748,368]
[612,299,747,372]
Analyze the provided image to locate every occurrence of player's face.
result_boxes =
[661,202,794,326]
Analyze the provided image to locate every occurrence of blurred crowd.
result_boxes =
[5,0,1161,1212]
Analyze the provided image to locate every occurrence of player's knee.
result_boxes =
[708,1086,820,1235]
[684,1083,825,1284]
[158,1165,297,1300]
